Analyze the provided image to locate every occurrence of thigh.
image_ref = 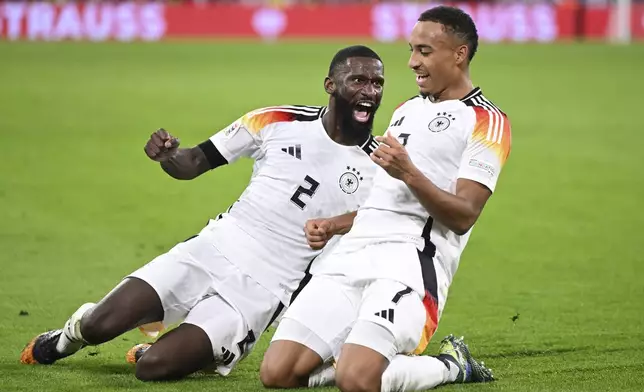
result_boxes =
[127,235,218,327]
[349,279,427,360]
[184,252,284,376]
[183,293,256,376]
[207,253,283,337]
[273,275,360,361]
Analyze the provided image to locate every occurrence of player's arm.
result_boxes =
[144,129,227,180]
[402,168,489,236]
[371,132,508,235]
[326,210,358,235]
[159,142,227,180]
[144,110,267,180]
[304,211,357,250]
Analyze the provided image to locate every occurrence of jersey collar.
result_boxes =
[319,106,378,156]
[460,87,482,101]
[360,135,379,156]
[421,86,482,103]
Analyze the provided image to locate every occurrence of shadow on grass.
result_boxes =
[481,345,633,360]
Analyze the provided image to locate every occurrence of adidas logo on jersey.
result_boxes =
[281,145,302,160]
[390,116,405,127]
[221,346,235,366]
[375,309,395,323]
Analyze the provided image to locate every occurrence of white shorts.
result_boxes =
[128,234,282,375]
[272,274,427,362]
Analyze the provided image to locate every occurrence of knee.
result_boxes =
[336,364,380,392]
[259,359,285,388]
[260,347,319,388]
[135,350,175,382]
[260,356,305,388]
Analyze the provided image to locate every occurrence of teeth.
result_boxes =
[358,102,373,108]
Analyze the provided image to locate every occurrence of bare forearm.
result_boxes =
[329,211,358,235]
[403,169,480,235]
[160,147,210,180]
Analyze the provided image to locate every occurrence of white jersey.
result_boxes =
[313,88,512,295]
[198,105,378,305]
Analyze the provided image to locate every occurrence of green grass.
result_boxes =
[1,41,644,391]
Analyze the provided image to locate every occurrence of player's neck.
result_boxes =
[322,109,370,147]
[434,73,474,102]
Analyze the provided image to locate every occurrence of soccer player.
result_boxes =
[20,45,385,382]
[260,7,510,392]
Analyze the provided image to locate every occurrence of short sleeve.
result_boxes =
[457,106,512,193]
[209,116,263,164]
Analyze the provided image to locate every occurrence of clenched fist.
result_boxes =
[144,128,180,162]
[304,218,338,250]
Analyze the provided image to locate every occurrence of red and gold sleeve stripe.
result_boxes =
[240,108,297,134]
[471,106,512,165]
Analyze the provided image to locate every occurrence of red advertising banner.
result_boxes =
[165,4,371,38]
[371,2,558,42]
[632,4,644,38]
[1,2,642,42]
[0,2,166,41]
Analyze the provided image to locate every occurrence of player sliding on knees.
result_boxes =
[20,45,385,382]
[260,7,510,392]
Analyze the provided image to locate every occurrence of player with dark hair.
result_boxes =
[20,45,385,382]
[260,6,507,391]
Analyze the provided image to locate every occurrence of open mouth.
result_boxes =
[353,101,375,123]
[416,74,429,85]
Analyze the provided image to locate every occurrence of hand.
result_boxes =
[144,128,180,162]
[371,134,419,182]
[304,218,337,250]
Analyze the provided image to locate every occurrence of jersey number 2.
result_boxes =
[291,175,319,209]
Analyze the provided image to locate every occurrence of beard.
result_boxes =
[333,92,377,138]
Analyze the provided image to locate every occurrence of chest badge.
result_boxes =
[339,166,363,194]
[428,112,455,133]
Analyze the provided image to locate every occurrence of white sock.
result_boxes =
[55,303,95,354]
[308,361,336,387]
[381,355,458,392]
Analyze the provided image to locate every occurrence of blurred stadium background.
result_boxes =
[1,1,643,391]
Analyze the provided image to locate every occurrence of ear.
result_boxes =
[324,76,335,95]
[455,44,468,66]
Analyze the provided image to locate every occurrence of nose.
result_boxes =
[408,52,421,70]
[362,82,380,99]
